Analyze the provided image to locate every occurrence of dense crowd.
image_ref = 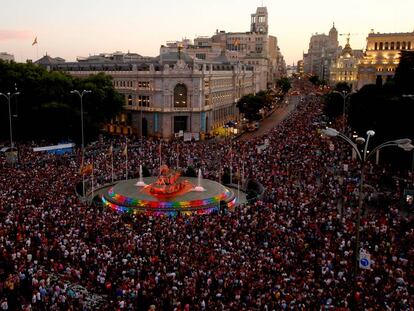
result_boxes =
[1,89,413,310]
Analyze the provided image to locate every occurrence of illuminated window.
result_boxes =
[138,81,150,89]
[174,84,187,107]
[138,95,150,107]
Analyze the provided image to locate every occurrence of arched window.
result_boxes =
[174,83,187,107]
[384,42,389,50]
[379,42,383,50]
[374,42,378,50]
[396,42,401,49]
[390,42,394,50]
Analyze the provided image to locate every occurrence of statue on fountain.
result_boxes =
[142,165,193,199]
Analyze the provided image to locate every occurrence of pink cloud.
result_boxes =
[0,30,33,41]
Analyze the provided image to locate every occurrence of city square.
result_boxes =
[1,1,414,310]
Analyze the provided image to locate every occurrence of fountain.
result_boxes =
[135,165,147,187]
[193,169,206,192]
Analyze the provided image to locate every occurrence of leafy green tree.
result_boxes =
[236,93,266,122]
[276,77,292,94]
[0,61,123,143]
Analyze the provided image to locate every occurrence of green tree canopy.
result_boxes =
[0,61,123,143]
[276,77,292,94]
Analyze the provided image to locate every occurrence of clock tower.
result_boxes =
[250,7,268,34]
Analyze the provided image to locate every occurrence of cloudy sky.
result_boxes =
[1,0,413,64]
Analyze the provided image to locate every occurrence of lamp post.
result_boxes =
[71,89,92,197]
[0,91,20,148]
[402,95,414,184]
[321,127,413,306]
[332,90,354,133]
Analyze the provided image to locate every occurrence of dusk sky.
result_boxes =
[1,0,413,64]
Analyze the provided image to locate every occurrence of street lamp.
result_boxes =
[332,90,354,133]
[321,127,413,305]
[0,91,20,148]
[71,89,92,197]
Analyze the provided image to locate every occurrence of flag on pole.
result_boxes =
[80,163,93,175]
[32,37,38,46]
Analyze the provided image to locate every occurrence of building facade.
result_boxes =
[303,24,342,81]
[357,30,414,88]
[330,38,364,90]
[36,52,256,139]
[0,52,14,62]
[159,7,286,91]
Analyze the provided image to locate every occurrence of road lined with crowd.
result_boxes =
[1,87,413,310]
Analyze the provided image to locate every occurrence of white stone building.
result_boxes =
[37,51,256,139]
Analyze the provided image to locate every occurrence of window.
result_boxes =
[402,41,406,49]
[138,95,150,107]
[396,42,401,49]
[196,53,206,60]
[379,42,383,50]
[374,42,378,50]
[174,83,187,107]
[138,81,150,89]
[408,42,412,50]
[390,42,395,50]
[127,95,133,106]
[384,42,389,50]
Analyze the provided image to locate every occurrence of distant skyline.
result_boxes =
[1,0,413,65]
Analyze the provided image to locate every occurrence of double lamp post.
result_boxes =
[322,127,414,303]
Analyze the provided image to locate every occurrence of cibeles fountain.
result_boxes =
[102,165,235,216]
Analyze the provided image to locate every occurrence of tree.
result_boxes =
[309,75,322,86]
[236,93,266,122]
[276,77,292,94]
[0,61,123,143]
[394,50,414,94]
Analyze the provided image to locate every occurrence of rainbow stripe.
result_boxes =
[101,187,236,217]
[107,187,233,209]
[102,196,222,216]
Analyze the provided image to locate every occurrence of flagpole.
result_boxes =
[91,158,94,200]
[111,145,114,183]
[125,138,128,180]
[230,142,233,185]
[159,140,162,173]
[176,143,179,169]
[237,170,240,204]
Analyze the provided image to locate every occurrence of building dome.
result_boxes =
[341,38,353,57]
[329,22,337,35]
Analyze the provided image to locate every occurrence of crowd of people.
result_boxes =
[1,87,413,310]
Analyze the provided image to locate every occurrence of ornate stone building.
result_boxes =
[159,7,286,91]
[330,38,364,90]
[357,30,414,88]
[36,51,256,139]
[303,24,342,81]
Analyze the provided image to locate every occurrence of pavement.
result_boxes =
[237,95,300,141]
